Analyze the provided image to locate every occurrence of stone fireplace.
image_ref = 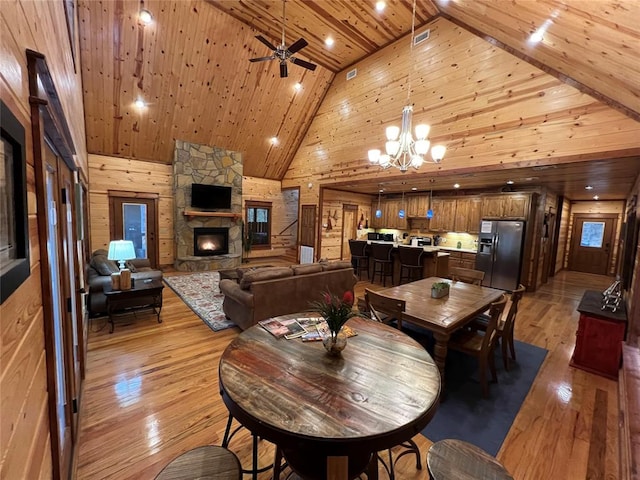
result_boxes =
[193,227,229,256]
[173,140,243,271]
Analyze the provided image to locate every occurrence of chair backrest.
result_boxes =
[398,246,424,266]
[481,294,508,353]
[348,239,368,257]
[449,266,485,285]
[364,288,405,329]
[501,284,525,334]
[371,242,394,262]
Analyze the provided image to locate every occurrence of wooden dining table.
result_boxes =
[218,314,441,480]
[380,277,504,386]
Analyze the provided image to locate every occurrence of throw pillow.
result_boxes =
[291,263,323,276]
[321,260,353,271]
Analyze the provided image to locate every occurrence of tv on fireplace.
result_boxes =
[190,183,232,210]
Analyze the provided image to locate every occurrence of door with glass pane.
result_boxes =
[569,214,616,275]
[109,194,158,268]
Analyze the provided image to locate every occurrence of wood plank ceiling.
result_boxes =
[78,0,640,200]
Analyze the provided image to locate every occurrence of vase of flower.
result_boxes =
[310,289,360,356]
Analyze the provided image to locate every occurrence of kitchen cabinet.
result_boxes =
[407,194,429,218]
[447,250,477,270]
[454,197,482,233]
[429,198,456,232]
[480,193,530,220]
[385,199,408,230]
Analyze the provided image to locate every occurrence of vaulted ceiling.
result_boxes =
[78,0,640,200]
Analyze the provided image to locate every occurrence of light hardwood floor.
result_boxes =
[73,265,618,479]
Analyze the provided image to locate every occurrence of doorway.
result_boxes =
[341,205,358,261]
[108,192,159,268]
[568,214,617,275]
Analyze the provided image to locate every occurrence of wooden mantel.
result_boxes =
[183,210,241,221]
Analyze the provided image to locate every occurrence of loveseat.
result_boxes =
[219,261,358,331]
[86,249,163,317]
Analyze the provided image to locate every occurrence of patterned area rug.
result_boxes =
[163,272,236,332]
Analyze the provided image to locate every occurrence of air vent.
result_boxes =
[346,68,357,80]
[414,29,430,45]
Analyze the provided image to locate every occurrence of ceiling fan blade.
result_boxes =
[290,57,317,71]
[280,61,288,78]
[255,35,277,51]
[287,37,308,55]
[249,56,275,63]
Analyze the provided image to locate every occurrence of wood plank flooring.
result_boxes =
[73,265,618,479]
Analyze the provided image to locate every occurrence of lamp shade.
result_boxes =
[107,240,136,269]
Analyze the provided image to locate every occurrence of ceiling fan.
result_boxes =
[249,0,317,78]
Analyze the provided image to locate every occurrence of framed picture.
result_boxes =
[64,0,77,73]
[1,100,30,303]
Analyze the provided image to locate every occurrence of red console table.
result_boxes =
[570,290,627,380]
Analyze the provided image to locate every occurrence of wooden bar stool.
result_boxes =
[155,445,241,480]
[371,243,394,286]
[348,239,370,280]
[398,246,424,284]
[426,439,513,480]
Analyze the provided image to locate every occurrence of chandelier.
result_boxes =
[367,0,446,172]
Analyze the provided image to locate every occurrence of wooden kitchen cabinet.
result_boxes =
[407,194,429,218]
[481,193,530,220]
[448,250,477,269]
[381,199,407,230]
[371,199,383,229]
[454,197,482,233]
[429,198,456,232]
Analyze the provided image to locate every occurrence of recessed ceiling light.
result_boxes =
[585,185,594,190]
[379,189,384,193]
[294,82,302,91]
[325,37,335,47]
[375,1,386,12]
[506,180,514,185]
[411,187,417,191]
[270,136,279,145]
[134,98,146,108]
[453,183,460,189]
[139,9,153,25]
[593,195,599,200]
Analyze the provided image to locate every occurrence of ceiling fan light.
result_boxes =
[415,139,430,155]
[368,149,381,164]
[431,145,446,162]
[386,125,400,141]
[415,124,430,140]
[385,141,400,156]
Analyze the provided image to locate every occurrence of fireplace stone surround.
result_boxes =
[173,140,242,271]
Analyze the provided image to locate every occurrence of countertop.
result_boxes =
[364,241,477,254]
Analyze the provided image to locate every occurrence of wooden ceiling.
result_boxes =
[77,0,640,201]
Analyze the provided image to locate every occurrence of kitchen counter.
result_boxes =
[365,241,476,254]
[437,246,478,254]
[361,241,449,281]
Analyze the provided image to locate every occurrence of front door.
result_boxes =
[108,193,159,268]
[569,214,617,275]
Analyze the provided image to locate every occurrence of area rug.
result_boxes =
[163,272,236,332]
[418,335,547,456]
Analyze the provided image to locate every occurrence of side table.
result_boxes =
[103,279,164,333]
[570,290,627,379]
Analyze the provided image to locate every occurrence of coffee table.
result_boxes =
[103,279,164,333]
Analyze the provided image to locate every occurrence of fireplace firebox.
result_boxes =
[193,227,229,256]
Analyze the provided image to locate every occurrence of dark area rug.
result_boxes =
[405,326,547,456]
[163,272,236,332]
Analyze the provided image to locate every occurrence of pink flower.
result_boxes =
[323,292,332,304]
[342,291,354,306]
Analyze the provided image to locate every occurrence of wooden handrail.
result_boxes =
[279,219,298,235]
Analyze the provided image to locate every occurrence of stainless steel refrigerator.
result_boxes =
[475,220,525,291]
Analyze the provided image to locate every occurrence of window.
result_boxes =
[246,201,272,249]
[580,221,605,248]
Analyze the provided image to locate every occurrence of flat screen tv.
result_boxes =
[190,183,232,210]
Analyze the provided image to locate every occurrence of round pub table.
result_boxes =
[219,314,441,480]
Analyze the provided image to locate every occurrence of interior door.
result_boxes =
[341,205,358,261]
[569,214,617,275]
[109,194,158,268]
[300,205,316,248]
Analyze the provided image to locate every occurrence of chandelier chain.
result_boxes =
[407,0,416,104]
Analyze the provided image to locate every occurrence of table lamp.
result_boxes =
[107,240,136,270]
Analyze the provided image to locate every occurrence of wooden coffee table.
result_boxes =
[103,279,164,333]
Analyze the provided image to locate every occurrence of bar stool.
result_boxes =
[426,439,514,480]
[222,414,273,480]
[155,445,241,480]
[398,246,425,284]
[348,239,370,280]
[371,243,394,286]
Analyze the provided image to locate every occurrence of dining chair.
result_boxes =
[426,439,514,480]
[471,284,526,371]
[155,445,242,480]
[449,266,485,285]
[348,239,370,280]
[371,243,394,286]
[397,246,425,284]
[448,294,508,398]
[364,288,405,330]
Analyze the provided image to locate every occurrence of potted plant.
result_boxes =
[431,281,450,299]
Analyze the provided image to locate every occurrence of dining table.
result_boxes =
[218,314,441,480]
[380,276,504,387]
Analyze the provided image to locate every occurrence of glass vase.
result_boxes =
[322,327,347,356]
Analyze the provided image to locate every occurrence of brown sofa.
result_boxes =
[86,249,163,317]
[219,261,358,331]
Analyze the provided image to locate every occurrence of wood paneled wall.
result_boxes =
[319,189,374,260]
[87,154,174,265]
[555,198,571,273]
[1,1,87,478]
[282,17,639,196]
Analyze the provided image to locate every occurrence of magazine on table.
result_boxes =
[300,320,358,342]
[259,318,306,339]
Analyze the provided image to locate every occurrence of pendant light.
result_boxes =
[375,190,382,218]
[399,191,405,219]
[427,189,433,219]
